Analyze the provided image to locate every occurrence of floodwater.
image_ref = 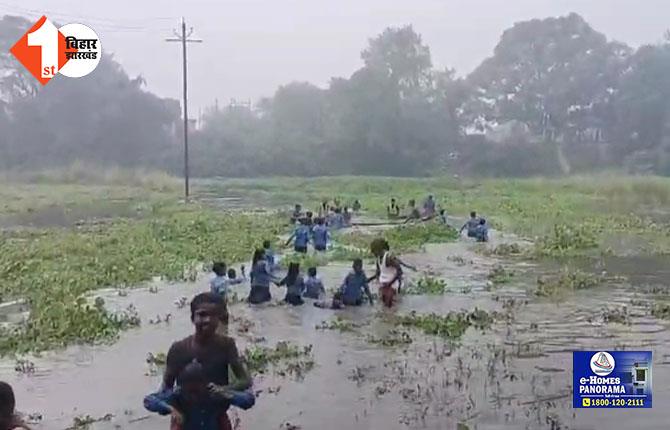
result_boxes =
[2,222,670,430]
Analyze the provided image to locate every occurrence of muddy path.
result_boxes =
[2,222,670,430]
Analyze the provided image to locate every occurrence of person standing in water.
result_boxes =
[161,293,252,430]
[312,218,329,252]
[387,198,400,218]
[370,239,416,307]
[248,249,280,304]
[422,195,436,218]
[460,211,481,238]
[277,262,305,305]
[0,382,29,430]
[285,218,311,253]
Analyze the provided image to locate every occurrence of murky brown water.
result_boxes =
[2,223,669,430]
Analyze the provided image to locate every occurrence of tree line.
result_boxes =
[2,13,670,177]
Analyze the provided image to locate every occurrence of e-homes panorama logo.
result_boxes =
[9,16,101,85]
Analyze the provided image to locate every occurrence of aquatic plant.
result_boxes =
[366,329,413,347]
[487,265,515,285]
[402,276,447,295]
[242,341,314,376]
[0,208,284,355]
[391,309,495,340]
[535,223,598,256]
[315,317,360,332]
[535,268,602,297]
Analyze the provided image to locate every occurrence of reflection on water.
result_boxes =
[2,233,669,430]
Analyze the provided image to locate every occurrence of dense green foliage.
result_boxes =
[0,205,284,354]
[3,14,670,176]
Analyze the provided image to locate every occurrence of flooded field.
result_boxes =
[2,221,669,430]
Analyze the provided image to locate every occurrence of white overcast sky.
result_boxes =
[5,0,670,111]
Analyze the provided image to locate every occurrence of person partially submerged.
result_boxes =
[387,198,400,218]
[0,381,30,430]
[160,293,252,430]
[370,238,416,307]
[403,200,421,224]
[339,259,374,306]
[278,262,305,306]
[145,360,254,430]
[249,249,280,304]
[311,218,329,252]
[422,195,436,218]
[460,211,481,238]
[303,267,325,300]
[474,218,489,243]
[285,218,311,253]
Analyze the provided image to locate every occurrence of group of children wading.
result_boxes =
[0,197,491,430]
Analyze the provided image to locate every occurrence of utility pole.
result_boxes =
[166,18,202,202]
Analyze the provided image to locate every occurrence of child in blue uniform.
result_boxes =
[474,218,489,242]
[285,219,311,253]
[303,267,325,299]
[340,259,374,306]
[312,218,329,251]
[460,211,481,238]
[278,262,305,305]
[144,360,254,430]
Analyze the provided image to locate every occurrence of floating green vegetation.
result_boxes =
[0,208,284,355]
[243,341,314,377]
[146,352,167,366]
[366,329,413,347]
[391,309,495,340]
[487,265,515,285]
[279,252,330,269]
[535,268,603,297]
[487,243,523,256]
[535,224,599,256]
[315,317,360,332]
[601,306,630,324]
[402,276,447,295]
[651,303,670,320]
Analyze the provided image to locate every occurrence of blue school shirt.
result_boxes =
[144,389,227,430]
[250,261,273,288]
[293,225,310,248]
[312,225,329,248]
[280,275,305,297]
[264,249,275,266]
[465,218,480,234]
[304,276,325,299]
[475,224,489,242]
[340,271,369,303]
[210,276,228,297]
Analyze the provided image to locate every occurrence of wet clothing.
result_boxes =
[291,225,311,250]
[264,249,276,269]
[210,276,244,301]
[303,276,325,299]
[423,198,436,217]
[340,271,372,306]
[144,388,234,430]
[312,225,329,251]
[164,335,240,402]
[209,276,228,298]
[474,224,489,242]
[378,252,401,307]
[352,201,361,211]
[463,218,480,237]
[387,203,400,216]
[249,260,275,304]
[278,274,305,298]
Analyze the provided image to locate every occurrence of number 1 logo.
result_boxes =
[10,16,70,85]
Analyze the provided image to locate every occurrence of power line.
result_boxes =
[0,1,177,30]
[166,17,202,202]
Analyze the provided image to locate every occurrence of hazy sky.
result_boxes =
[5,0,669,112]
